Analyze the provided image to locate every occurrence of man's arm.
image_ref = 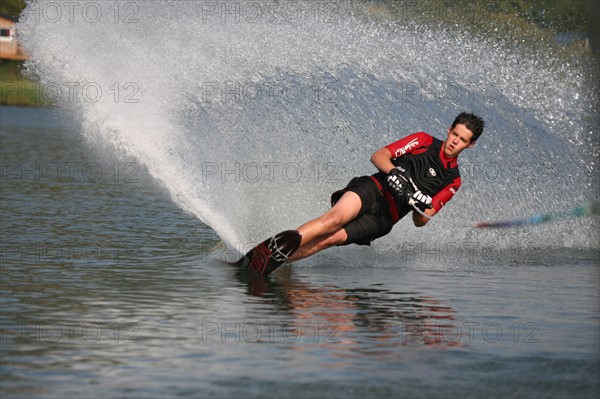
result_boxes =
[372,146,436,226]
[370,147,395,173]
[371,133,446,227]
[413,177,461,227]
[371,132,432,173]
[412,207,437,227]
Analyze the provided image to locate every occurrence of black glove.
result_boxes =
[386,167,411,198]
[404,177,433,210]
[410,190,433,210]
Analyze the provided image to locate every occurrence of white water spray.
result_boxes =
[18,1,598,251]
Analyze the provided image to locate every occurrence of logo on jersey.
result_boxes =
[428,167,437,177]
[450,188,456,194]
[394,138,420,157]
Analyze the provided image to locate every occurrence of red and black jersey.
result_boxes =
[372,132,461,218]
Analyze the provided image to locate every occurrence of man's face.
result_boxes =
[443,123,475,158]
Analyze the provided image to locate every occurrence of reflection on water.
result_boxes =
[234,267,463,350]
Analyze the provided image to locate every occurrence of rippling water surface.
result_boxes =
[1,107,598,398]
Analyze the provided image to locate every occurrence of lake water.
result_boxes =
[1,106,598,398]
[3,0,600,397]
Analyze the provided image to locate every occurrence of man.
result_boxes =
[288,112,484,261]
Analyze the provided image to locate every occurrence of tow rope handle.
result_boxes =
[409,198,433,220]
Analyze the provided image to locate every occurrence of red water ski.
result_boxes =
[234,230,301,275]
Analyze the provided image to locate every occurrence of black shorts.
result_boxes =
[330,176,395,246]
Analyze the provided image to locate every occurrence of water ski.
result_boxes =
[233,230,301,275]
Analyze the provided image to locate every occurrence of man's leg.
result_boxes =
[289,228,347,261]
[288,191,362,261]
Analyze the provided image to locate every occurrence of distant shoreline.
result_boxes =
[0,80,49,107]
[0,61,48,107]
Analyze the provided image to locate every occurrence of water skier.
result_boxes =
[288,112,485,261]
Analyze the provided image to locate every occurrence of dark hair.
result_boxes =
[452,112,485,142]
